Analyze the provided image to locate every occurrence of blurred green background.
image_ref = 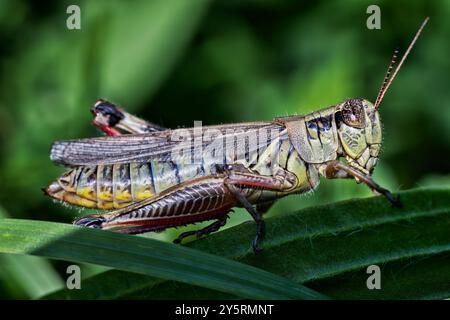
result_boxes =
[0,0,448,298]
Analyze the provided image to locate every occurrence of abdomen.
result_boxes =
[44,161,209,209]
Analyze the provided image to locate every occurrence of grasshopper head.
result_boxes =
[335,98,381,174]
[336,18,429,174]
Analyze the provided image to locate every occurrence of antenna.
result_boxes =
[374,48,399,109]
[374,17,429,110]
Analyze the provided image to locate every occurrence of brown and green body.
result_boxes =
[46,120,308,225]
[44,18,427,252]
[46,124,314,211]
[45,98,391,250]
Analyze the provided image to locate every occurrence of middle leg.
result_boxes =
[222,168,298,253]
[225,183,266,253]
[173,215,229,244]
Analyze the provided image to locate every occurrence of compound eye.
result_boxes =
[342,99,365,128]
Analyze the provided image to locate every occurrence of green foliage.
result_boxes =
[0,188,448,299]
[0,0,448,299]
[0,220,328,300]
[0,207,63,299]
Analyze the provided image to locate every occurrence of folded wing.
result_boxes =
[51,122,284,166]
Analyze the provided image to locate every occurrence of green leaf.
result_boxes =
[0,219,327,300]
[0,207,63,299]
[309,251,450,300]
[0,254,64,299]
[46,188,450,299]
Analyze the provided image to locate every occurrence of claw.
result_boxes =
[381,189,402,208]
[252,237,263,254]
[390,194,402,208]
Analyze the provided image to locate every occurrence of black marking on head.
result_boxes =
[91,100,125,127]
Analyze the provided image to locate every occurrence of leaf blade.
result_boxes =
[0,219,327,300]
[46,188,450,299]
[0,206,63,299]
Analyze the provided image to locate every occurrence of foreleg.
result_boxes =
[323,160,401,207]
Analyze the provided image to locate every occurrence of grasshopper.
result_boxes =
[44,18,428,252]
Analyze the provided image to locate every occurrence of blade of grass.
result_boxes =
[0,206,63,299]
[0,219,328,300]
[45,188,450,299]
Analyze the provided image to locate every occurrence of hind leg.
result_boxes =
[91,99,166,136]
[73,176,237,235]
